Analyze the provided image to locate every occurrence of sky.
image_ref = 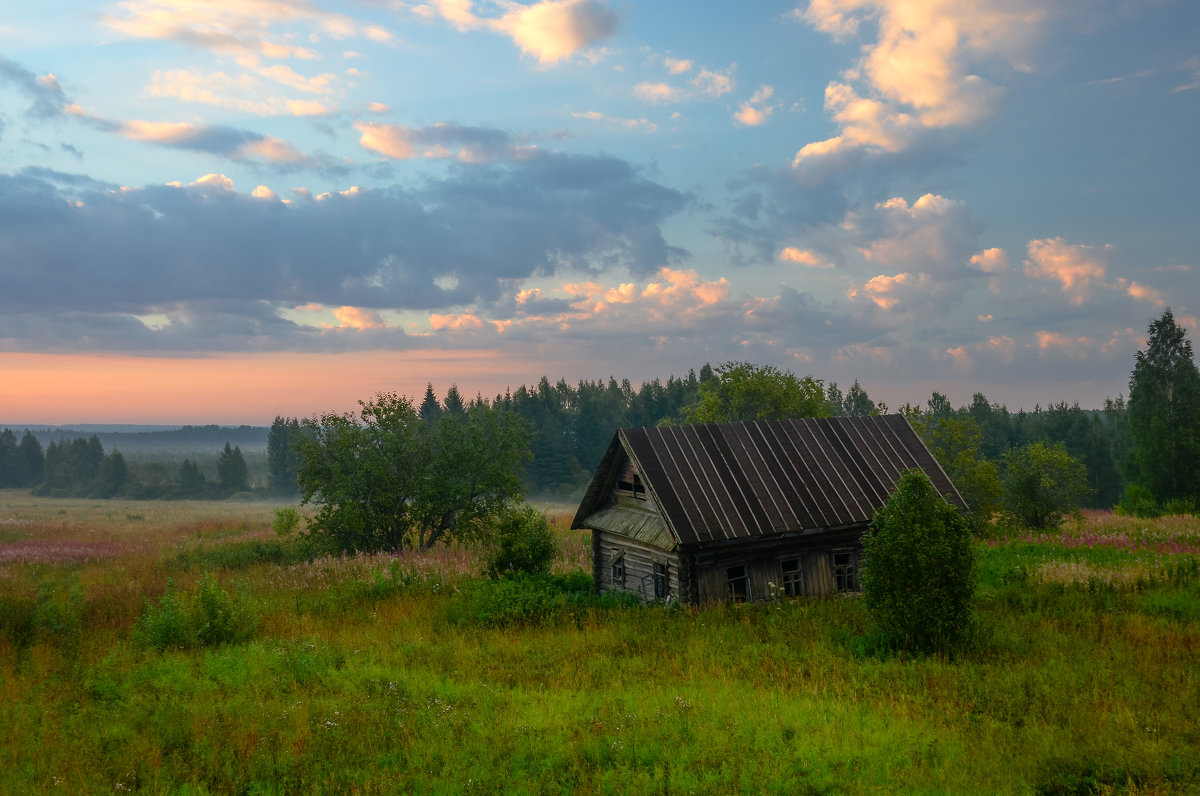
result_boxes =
[1,0,1198,425]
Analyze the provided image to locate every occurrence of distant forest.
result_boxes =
[0,363,1135,508]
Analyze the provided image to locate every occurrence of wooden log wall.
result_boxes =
[594,530,682,603]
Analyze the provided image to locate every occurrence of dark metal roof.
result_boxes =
[572,415,966,548]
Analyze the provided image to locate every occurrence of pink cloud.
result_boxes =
[332,306,385,330]
[1024,237,1111,304]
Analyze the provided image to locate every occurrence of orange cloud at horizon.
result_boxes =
[0,350,551,426]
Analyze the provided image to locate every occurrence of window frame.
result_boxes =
[832,548,858,593]
[652,561,669,600]
[611,552,626,588]
[780,558,804,597]
[726,564,750,603]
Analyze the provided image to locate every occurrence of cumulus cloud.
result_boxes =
[422,0,618,65]
[1024,237,1111,305]
[145,68,339,117]
[734,85,777,126]
[117,120,311,165]
[793,0,1044,167]
[779,247,832,268]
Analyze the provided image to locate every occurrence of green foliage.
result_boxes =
[1116,483,1160,518]
[912,415,1002,534]
[296,392,530,553]
[272,506,302,537]
[267,416,304,496]
[133,575,257,651]
[861,470,977,654]
[1128,308,1200,505]
[481,504,558,578]
[216,442,250,493]
[1001,442,1092,530]
[445,573,636,628]
[681,361,828,423]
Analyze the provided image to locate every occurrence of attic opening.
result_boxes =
[616,459,646,500]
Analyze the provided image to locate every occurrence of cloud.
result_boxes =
[793,0,1044,167]
[633,64,735,105]
[355,121,537,163]
[664,57,693,75]
[145,68,339,117]
[633,81,689,104]
[100,0,391,59]
[1024,237,1111,305]
[734,85,777,126]
[424,0,618,65]
[0,56,71,118]
[779,247,832,268]
[0,153,687,351]
[571,110,656,133]
[117,120,309,164]
[332,306,385,330]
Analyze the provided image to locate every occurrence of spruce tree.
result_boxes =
[1128,308,1200,505]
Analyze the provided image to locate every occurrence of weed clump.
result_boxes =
[133,573,257,651]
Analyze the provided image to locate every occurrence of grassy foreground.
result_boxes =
[1,492,1198,794]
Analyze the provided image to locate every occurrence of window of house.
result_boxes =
[611,553,626,587]
[726,564,750,602]
[832,549,858,592]
[617,472,647,499]
[653,561,669,599]
[780,558,804,597]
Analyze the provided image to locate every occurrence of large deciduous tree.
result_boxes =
[681,361,828,423]
[1128,308,1200,505]
[296,392,530,553]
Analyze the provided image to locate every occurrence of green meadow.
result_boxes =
[0,491,1197,794]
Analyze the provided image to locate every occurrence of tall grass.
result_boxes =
[0,490,1197,793]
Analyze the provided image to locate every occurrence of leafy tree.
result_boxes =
[913,416,1001,534]
[267,416,303,496]
[296,392,530,553]
[861,470,976,654]
[1128,308,1200,505]
[216,443,250,494]
[1001,442,1091,530]
[410,403,530,550]
[681,361,828,423]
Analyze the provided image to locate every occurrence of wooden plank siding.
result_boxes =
[594,531,683,603]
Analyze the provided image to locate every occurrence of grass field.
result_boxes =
[1,491,1197,794]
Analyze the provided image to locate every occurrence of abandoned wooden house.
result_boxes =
[571,415,966,605]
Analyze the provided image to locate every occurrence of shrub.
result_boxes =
[133,574,257,651]
[861,470,977,654]
[481,504,558,578]
[1001,442,1091,530]
[1116,483,1160,518]
[272,506,302,537]
[446,573,636,628]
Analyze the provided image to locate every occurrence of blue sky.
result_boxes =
[1,0,1198,423]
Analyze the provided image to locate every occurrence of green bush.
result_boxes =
[272,506,302,537]
[861,470,977,654]
[1001,442,1091,530]
[133,574,257,651]
[1116,483,1160,518]
[481,504,558,579]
